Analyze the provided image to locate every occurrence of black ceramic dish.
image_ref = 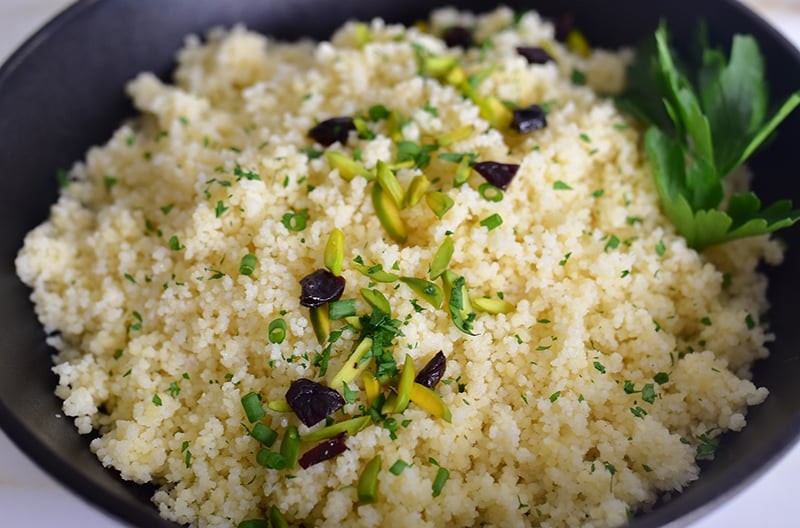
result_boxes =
[1,1,798,526]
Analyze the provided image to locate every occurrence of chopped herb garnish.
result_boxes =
[604,235,620,251]
[549,391,561,402]
[104,175,118,192]
[571,68,587,85]
[233,164,261,181]
[215,200,229,218]
[168,235,185,251]
[152,394,163,406]
[593,361,606,374]
[553,180,572,190]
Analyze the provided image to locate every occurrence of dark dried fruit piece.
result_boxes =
[308,117,355,146]
[511,105,548,134]
[554,14,575,42]
[285,378,345,427]
[299,269,346,308]
[442,26,474,48]
[415,351,447,389]
[298,432,348,469]
[473,161,521,190]
[515,46,553,65]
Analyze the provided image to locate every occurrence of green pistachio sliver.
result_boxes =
[472,297,514,314]
[324,228,345,276]
[360,288,391,315]
[453,156,472,187]
[344,315,363,330]
[437,126,473,147]
[326,151,372,181]
[358,455,382,504]
[353,117,375,139]
[381,393,398,415]
[405,174,430,207]
[395,354,415,413]
[330,337,374,390]
[372,183,407,243]
[353,22,371,48]
[376,161,405,208]
[410,382,452,422]
[400,277,443,309]
[430,236,454,280]
[423,55,458,78]
[279,426,300,469]
[355,263,399,283]
[425,191,454,219]
[444,65,466,86]
[386,110,406,141]
[388,160,417,171]
[478,95,513,129]
[267,399,292,412]
[302,415,371,443]
[310,305,331,345]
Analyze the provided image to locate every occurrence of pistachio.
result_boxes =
[302,415,371,443]
[360,288,391,315]
[372,183,407,243]
[425,191,454,219]
[310,305,331,345]
[400,277,443,309]
[410,382,452,422]
[472,297,514,314]
[358,455,382,504]
[330,337,373,390]
[325,151,372,181]
[430,236,454,280]
[404,174,430,207]
[394,354,415,413]
[324,228,345,276]
[376,161,405,208]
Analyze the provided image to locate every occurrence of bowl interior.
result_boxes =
[1,1,799,527]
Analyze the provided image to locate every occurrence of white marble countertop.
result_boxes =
[2,1,800,527]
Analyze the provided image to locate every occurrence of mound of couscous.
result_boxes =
[16,7,781,528]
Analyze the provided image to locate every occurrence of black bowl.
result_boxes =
[1,1,799,527]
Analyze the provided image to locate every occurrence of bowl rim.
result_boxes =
[2,1,800,527]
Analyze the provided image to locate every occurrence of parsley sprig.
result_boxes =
[619,22,800,250]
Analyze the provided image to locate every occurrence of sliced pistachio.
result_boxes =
[386,110,406,141]
[301,415,371,443]
[344,315,363,330]
[360,288,391,315]
[354,23,371,48]
[381,393,397,415]
[355,262,400,283]
[425,191,454,219]
[324,228,345,276]
[429,236,454,280]
[362,372,380,405]
[372,183,407,243]
[267,399,292,412]
[441,270,476,335]
[376,161,405,208]
[478,95,513,129]
[453,155,472,187]
[310,305,331,345]
[389,160,417,171]
[422,55,458,78]
[358,455,382,504]
[395,355,415,413]
[404,175,430,207]
[409,382,452,422]
[353,117,375,139]
[326,151,372,181]
[444,65,466,86]
[400,277,443,309]
[472,297,515,314]
[330,337,374,390]
[437,126,473,147]
[566,29,591,58]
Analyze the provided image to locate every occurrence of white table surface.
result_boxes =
[2,1,800,527]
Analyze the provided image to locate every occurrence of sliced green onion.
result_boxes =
[429,236,454,280]
[376,160,405,208]
[324,228,345,276]
[478,183,504,202]
[400,277,443,309]
[389,459,410,476]
[239,253,258,275]
[330,337,374,391]
[425,191,454,219]
[432,466,450,497]
[372,183,407,243]
[241,392,265,423]
[310,305,331,345]
[361,288,391,315]
[281,210,309,232]
[358,455,382,504]
[251,423,278,447]
[395,354,415,413]
[329,299,356,320]
[256,448,287,469]
[269,506,289,528]
[472,297,514,314]
[480,213,503,230]
[302,415,371,443]
[279,426,300,469]
[325,151,372,181]
[404,175,430,207]
[268,318,287,344]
